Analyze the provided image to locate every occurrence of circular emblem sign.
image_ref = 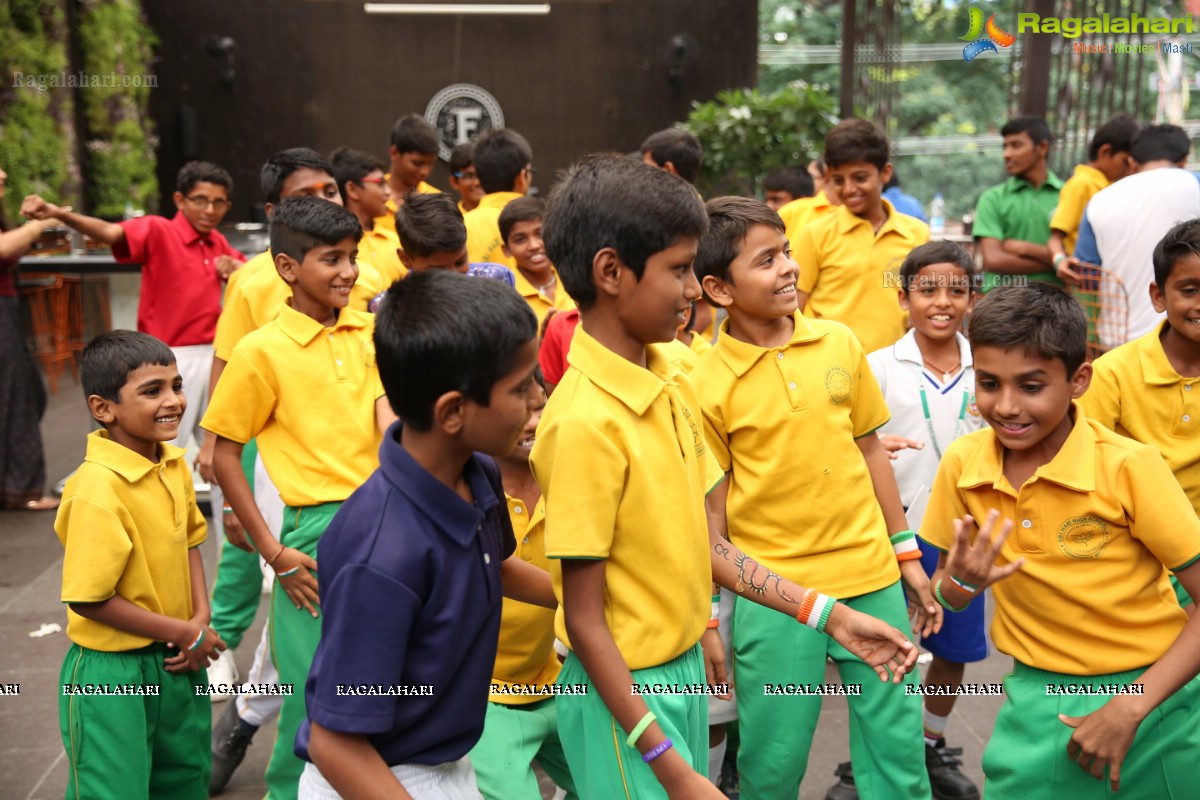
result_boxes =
[1056,516,1110,560]
[424,84,505,162]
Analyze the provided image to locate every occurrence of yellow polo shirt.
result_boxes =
[686,333,712,358]
[692,313,898,597]
[795,199,930,354]
[531,326,720,670]
[779,188,839,248]
[56,431,207,651]
[921,407,1200,675]
[1081,321,1200,514]
[201,304,384,507]
[490,496,561,705]
[512,267,574,327]
[1049,163,1109,254]
[465,191,523,268]
[376,180,441,235]
[357,225,407,288]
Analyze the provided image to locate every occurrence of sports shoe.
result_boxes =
[926,739,979,800]
[210,700,256,796]
[824,761,858,800]
[206,649,239,703]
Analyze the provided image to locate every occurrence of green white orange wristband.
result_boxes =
[890,529,922,562]
[934,578,969,612]
[186,628,205,651]
[948,575,978,595]
[796,588,834,633]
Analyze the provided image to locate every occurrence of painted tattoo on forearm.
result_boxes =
[714,542,799,604]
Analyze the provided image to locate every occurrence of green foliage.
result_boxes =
[77,0,158,217]
[684,85,838,198]
[0,0,76,223]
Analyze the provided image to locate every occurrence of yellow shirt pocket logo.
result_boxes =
[824,366,853,405]
[361,340,376,369]
[1056,516,1110,560]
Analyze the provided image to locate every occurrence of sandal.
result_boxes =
[21,496,60,511]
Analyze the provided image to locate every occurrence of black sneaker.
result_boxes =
[824,761,858,800]
[718,746,740,799]
[925,739,979,800]
[210,701,257,796]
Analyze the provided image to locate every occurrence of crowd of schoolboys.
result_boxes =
[21,107,1200,800]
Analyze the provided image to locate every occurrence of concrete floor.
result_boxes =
[1,377,1008,800]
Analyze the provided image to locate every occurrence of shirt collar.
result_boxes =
[958,401,1095,494]
[834,198,924,239]
[276,303,369,347]
[170,210,206,246]
[511,266,558,299]
[1003,171,1064,193]
[714,312,828,378]
[478,192,525,212]
[567,325,677,415]
[1138,320,1183,385]
[892,329,974,370]
[84,428,185,483]
[379,424,499,547]
[1072,163,1108,185]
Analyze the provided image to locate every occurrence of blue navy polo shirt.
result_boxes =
[295,423,515,766]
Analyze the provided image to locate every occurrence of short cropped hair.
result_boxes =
[1088,114,1139,160]
[1130,124,1189,164]
[177,161,233,196]
[498,196,545,244]
[374,270,537,431]
[329,146,387,201]
[640,128,703,184]
[448,142,475,175]
[81,330,176,403]
[762,165,813,199]
[473,129,533,194]
[543,154,708,310]
[1152,218,1200,288]
[269,196,362,265]
[694,196,784,305]
[1000,116,1053,147]
[968,283,1087,376]
[394,193,466,257]
[390,114,440,155]
[898,241,976,294]
[824,119,890,170]
[261,148,334,205]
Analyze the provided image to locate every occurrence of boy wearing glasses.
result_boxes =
[23,160,244,453]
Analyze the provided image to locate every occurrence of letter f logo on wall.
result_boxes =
[961,7,1016,62]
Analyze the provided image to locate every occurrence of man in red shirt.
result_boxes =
[23,161,244,451]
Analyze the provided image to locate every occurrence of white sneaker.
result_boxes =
[207,648,239,702]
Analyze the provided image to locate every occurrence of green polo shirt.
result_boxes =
[973,171,1064,292]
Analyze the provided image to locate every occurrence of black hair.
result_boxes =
[499,196,545,244]
[176,161,233,196]
[1130,124,1190,164]
[543,154,708,310]
[374,270,537,431]
[762,165,814,200]
[260,148,334,206]
[81,330,176,403]
[329,146,387,202]
[694,196,784,306]
[473,129,533,194]
[968,283,1086,376]
[824,118,890,170]
[1088,114,1139,160]
[1000,116,1053,147]
[899,241,976,295]
[810,156,826,177]
[394,193,466,257]
[448,142,475,175]
[389,114,440,155]
[640,128,703,184]
[269,196,362,264]
[1152,218,1200,288]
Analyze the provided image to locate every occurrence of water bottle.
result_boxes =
[929,193,945,234]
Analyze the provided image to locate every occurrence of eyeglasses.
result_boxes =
[452,170,478,180]
[358,177,387,185]
[184,195,231,211]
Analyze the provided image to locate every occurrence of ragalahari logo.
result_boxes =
[961,7,1016,62]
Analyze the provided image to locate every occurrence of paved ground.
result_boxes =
[1,379,1008,800]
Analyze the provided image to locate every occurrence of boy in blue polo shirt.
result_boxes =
[297,270,556,799]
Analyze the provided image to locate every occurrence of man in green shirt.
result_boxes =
[973,116,1063,292]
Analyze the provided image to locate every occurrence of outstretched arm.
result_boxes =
[21,195,125,245]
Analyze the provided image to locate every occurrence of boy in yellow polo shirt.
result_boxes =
[465,128,534,267]
[499,196,574,325]
[202,197,394,800]
[330,146,406,286]
[923,283,1200,799]
[56,330,226,799]
[375,113,441,235]
[393,192,471,274]
[533,154,920,800]
[794,119,930,354]
[1081,218,1200,609]
[692,196,938,800]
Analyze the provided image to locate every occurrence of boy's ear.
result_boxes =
[701,274,734,309]
[398,249,414,272]
[661,161,681,178]
[592,247,624,299]
[87,394,116,426]
[432,390,467,435]
[880,162,894,186]
[388,144,400,162]
[897,287,909,311]
[1149,280,1167,314]
[501,242,512,258]
[1035,139,1051,159]
[1096,143,1112,160]
[1069,361,1093,399]
[275,252,300,284]
[172,191,186,211]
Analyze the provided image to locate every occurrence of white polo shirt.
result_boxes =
[867,329,985,526]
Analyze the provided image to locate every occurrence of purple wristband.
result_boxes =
[642,738,674,763]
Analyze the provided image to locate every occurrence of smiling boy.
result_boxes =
[500,196,574,325]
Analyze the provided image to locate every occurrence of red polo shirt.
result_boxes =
[112,212,243,347]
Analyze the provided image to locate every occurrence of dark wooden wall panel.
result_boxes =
[145,0,757,219]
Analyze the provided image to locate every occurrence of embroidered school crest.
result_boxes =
[680,404,705,457]
[1056,516,1110,559]
[825,366,852,405]
[361,340,376,369]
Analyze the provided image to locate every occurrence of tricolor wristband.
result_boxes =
[948,575,978,595]
[711,593,721,622]
[934,578,968,612]
[187,628,205,651]
[795,588,835,633]
[890,529,921,561]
